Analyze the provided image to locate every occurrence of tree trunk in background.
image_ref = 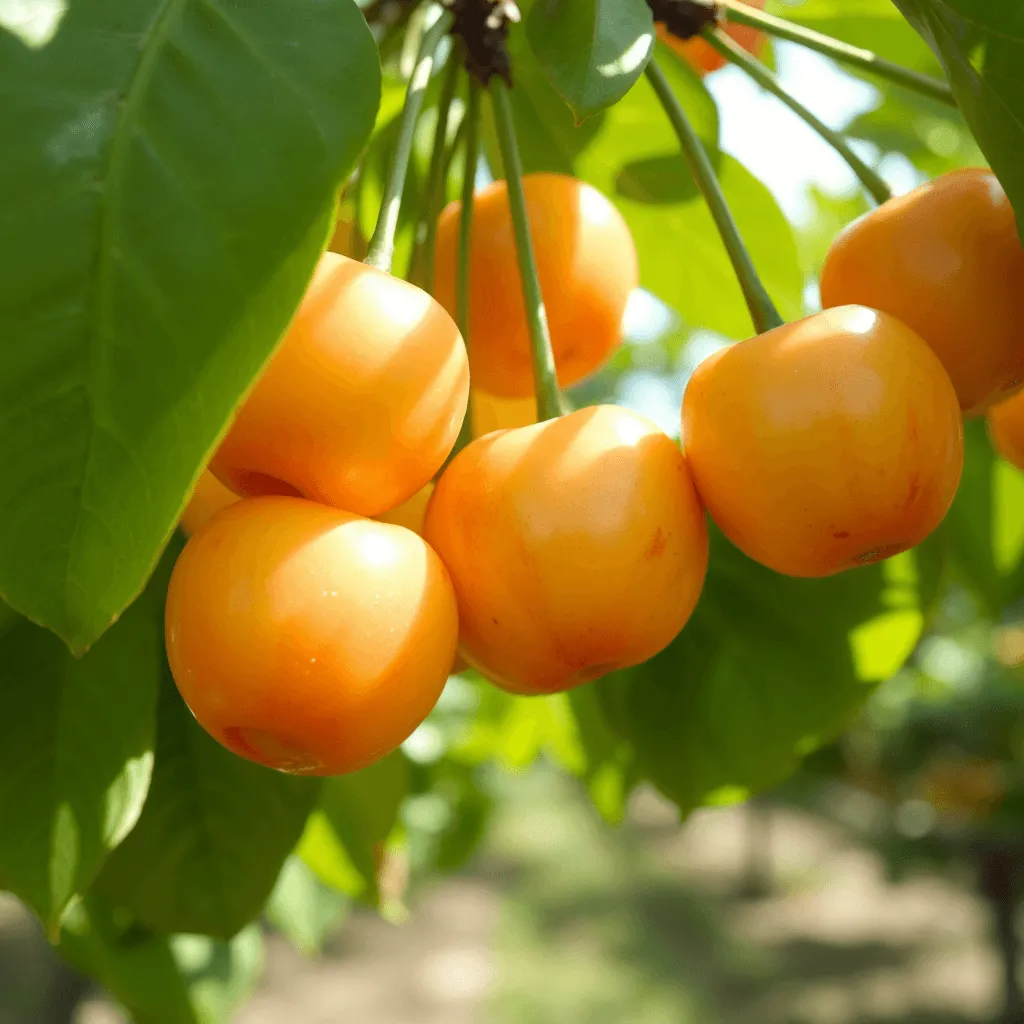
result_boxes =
[739,800,774,899]
[977,847,1024,1024]
[42,960,92,1024]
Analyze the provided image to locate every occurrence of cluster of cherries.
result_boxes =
[165,14,1024,777]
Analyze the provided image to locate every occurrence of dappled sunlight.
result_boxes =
[597,33,654,79]
[0,0,67,48]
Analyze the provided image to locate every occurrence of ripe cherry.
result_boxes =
[657,0,766,76]
[423,405,708,695]
[820,168,1024,416]
[988,389,1024,471]
[165,496,458,775]
[682,305,963,577]
[211,252,468,516]
[433,174,637,398]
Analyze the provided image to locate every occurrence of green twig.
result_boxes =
[703,28,892,205]
[364,7,453,273]
[408,53,461,289]
[490,78,564,422]
[457,82,481,348]
[449,80,482,461]
[645,57,783,335]
[719,0,956,107]
[442,114,469,185]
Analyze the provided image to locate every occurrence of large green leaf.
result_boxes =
[0,544,168,935]
[595,530,942,814]
[500,26,804,335]
[95,676,321,939]
[890,0,1024,230]
[525,0,655,121]
[0,0,381,652]
[299,751,408,903]
[60,897,263,1024]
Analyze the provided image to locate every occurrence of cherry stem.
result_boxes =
[457,81,480,347]
[451,78,482,457]
[490,77,565,422]
[364,7,453,274]
[703,28,892,206]
[645,58,784,335]
[719,0,956,107]
[409,52,461,289]
[442,114,469,185]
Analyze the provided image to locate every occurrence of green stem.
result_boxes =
[457,82,481,346]
[645,58,783,335]
[364,7,453,273]
[450,80,482,459]
[409,53,461,289]
[703,28,892,205]
[442,115,469,185]
[719,0,956,107]
[490,78,564,422]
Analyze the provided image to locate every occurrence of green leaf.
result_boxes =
[0,0,381,652]
[499,25,804,335]
[943,419,1024,616]
[568,687,636,824]
[429,766,494,873]
[0,598,17,639]
[265,855,348,957]
[846,92,983,180]
[60,901,197,1024]
[770,0,942,70]
[890,0,1024,229]
[60,897,263,1024]
[94,676,321,939]
[526,0,655,121]
[172,927,264,1024]
[0,543,169,935]
[595,529,941,814]
[299,752,408,903]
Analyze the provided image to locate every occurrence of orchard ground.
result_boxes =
[2,767,1003,1024]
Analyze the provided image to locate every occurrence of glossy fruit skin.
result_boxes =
[682,305,964,578]
[179,471,239,537]
[988,389,1024,471]
[184,470,435,539]
[375,481,468,674]
[434,174,638,398]
[657,1,766,76]
[165,496,458,776]
[471,390,537,438]
[819,168,1024,416]
[211,252,469,517]
[423,405,709,695]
